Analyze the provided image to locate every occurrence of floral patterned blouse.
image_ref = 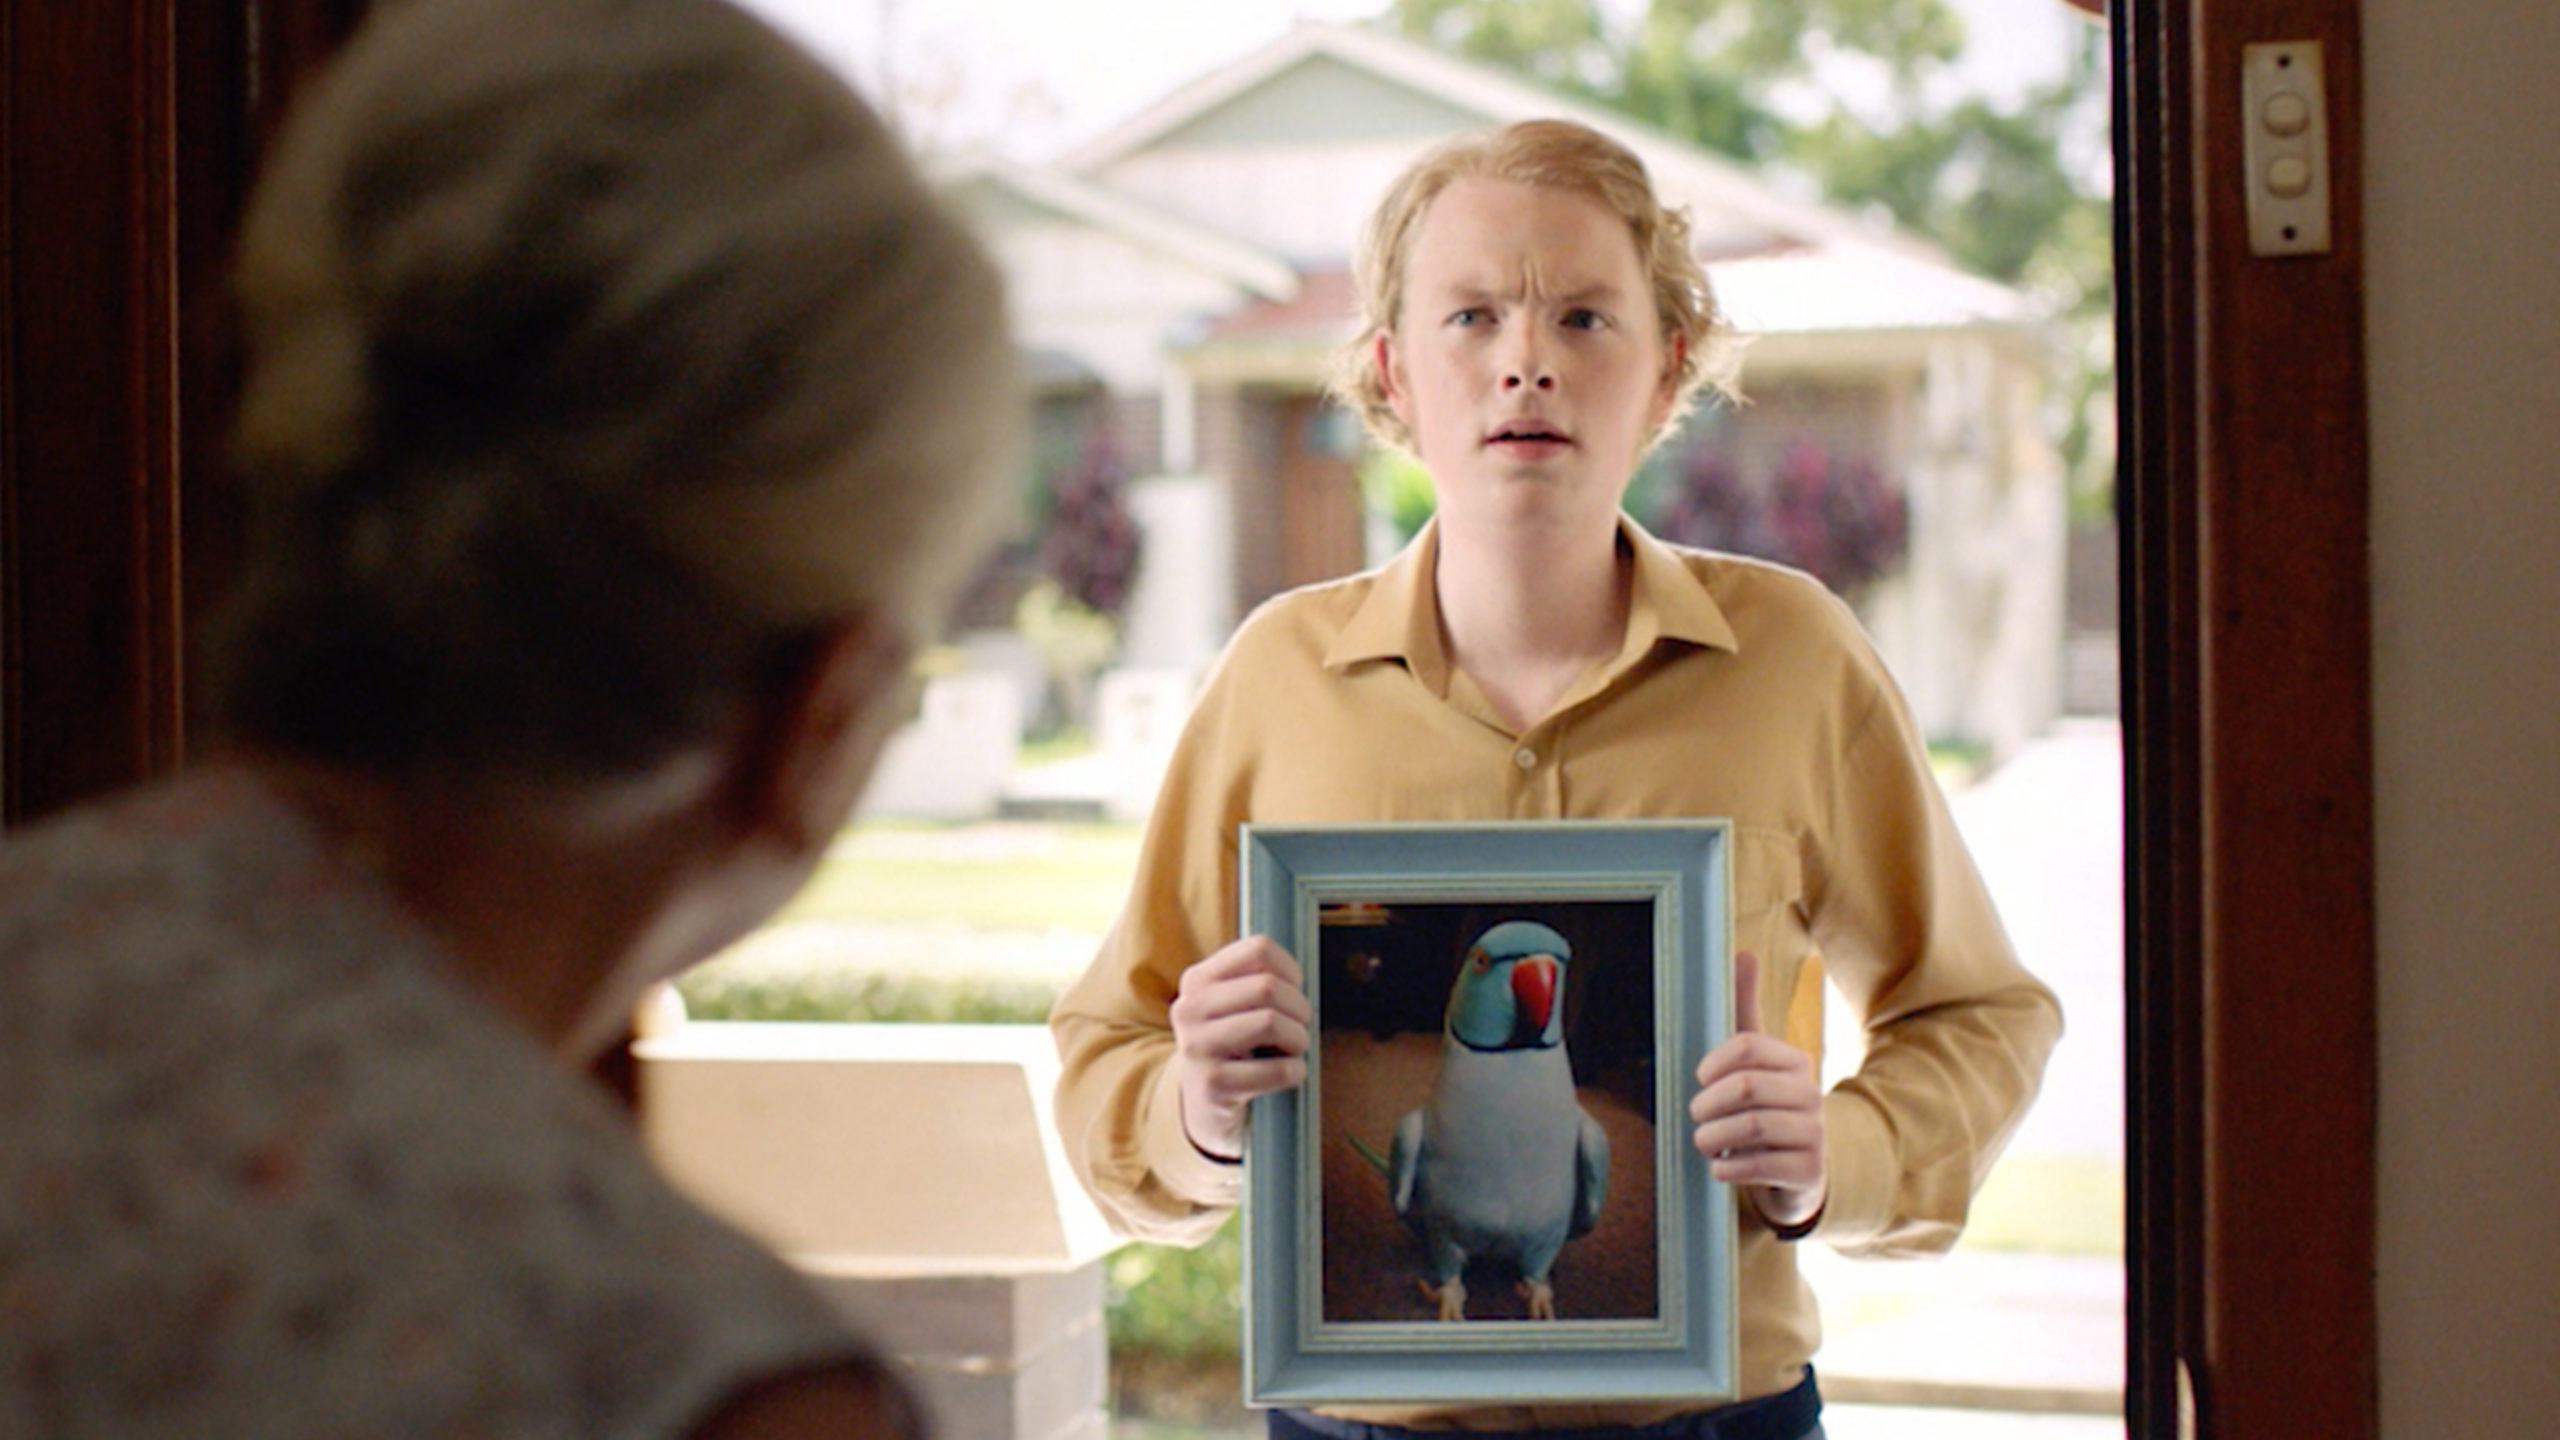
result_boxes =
[0,769,902,1438]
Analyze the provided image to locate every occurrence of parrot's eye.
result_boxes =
[1469,949,1490,972]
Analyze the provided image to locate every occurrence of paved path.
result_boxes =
[1948,719,2125,1162]
[1812,720,2127,1415]
[1822,719,2123,1160]
[1804,1246,2123,1413]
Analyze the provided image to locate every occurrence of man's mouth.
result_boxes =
[1486,422,1569,447]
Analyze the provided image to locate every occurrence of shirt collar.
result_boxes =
[1322,514,1740,684]
[1324,518,1452,688]
[1623,513,1741,654]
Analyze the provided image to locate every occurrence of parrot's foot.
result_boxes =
[1517,1277,1557,1321]
[1419,1277,1468,1321]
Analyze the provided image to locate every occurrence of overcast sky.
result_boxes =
[732,0,2099,162]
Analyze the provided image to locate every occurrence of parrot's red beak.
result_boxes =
[1511,954,1558,1035]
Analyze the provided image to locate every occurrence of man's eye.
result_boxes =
[1562,309,1605,330]
[1449,307,1488,327]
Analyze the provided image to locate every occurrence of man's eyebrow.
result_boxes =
[1553,281,1640,306]
[1413,278,1638,304]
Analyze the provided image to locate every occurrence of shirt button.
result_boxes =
[1513,747,1537,770]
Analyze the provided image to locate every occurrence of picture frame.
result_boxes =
[1238,820,1738,1409]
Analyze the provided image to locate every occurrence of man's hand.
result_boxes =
[1689,950,1827,1231]
[1169,935,1312,1160]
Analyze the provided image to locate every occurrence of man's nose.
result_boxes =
[1500,328,1555,391]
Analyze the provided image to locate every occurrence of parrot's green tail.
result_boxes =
[1344,1129,1392,1178]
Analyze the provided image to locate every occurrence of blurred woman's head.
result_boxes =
[219,0,1017,787]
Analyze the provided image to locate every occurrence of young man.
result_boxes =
[1049,119,2060,1438]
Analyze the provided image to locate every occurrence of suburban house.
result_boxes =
[944,20,2070,762]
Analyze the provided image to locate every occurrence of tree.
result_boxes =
[1384,0,2114,510]
[1393,0,1967,164]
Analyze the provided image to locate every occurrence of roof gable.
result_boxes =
[940,154,1299,302]
[952,175,1079,231]
[1064,20,1949,264]
[1145,52,1496,150]
[1008,20,2042,349]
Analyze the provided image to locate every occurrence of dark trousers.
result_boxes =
[1266,1370,1823,1440]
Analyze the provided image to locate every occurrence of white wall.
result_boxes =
[1099,139,1425,265]
[2363,0,2560,1432]
[988,221,1247,390]
[1117,472,1236,671]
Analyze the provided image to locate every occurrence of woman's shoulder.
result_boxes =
[0,771,878,1437]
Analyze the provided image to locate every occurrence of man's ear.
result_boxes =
[1374,330,1413,429]
[731,613,913,859]
[1652,332,1687,431]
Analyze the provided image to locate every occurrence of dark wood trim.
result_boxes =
[174,0,256,755]
[2,1,189,822]
[2115,1,2204,1430]
[0,0,364,823]
[2194,2,2377,1432]
[1,13,12,788]
[2121,1,2377,1435]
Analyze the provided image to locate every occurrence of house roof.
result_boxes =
[1053,20,2042,341]
[1061,20,1937,264]
[1199,267,1356,344]
[939,150,1301,304]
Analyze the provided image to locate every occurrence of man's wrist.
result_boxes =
[1149,1063,1247,1203]
[1752,1187,1824,1241]
[1176,1084,1244,1163]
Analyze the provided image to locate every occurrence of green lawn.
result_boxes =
[772,819,1145,932]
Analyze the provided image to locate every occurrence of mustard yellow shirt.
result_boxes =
[1049,517,2061,1429]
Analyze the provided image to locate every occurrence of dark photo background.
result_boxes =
[1314,899,1663,1326]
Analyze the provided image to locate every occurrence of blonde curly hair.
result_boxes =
[1329,119,1735,456]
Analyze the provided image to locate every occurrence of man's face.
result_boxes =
[1375,177,1676,539]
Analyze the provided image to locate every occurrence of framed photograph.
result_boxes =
[1238,820,1737,1409]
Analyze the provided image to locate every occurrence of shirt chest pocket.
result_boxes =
[1730,827,1822,1061]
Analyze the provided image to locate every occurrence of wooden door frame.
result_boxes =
[2119,1,2376,1436]
[2,0,192,818]
[1,2,2378,1434]
[0,0,360,823]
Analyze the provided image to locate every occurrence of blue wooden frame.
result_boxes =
[1238,820,1737,1408]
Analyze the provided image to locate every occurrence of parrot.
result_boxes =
[1379,919,1609,1321]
